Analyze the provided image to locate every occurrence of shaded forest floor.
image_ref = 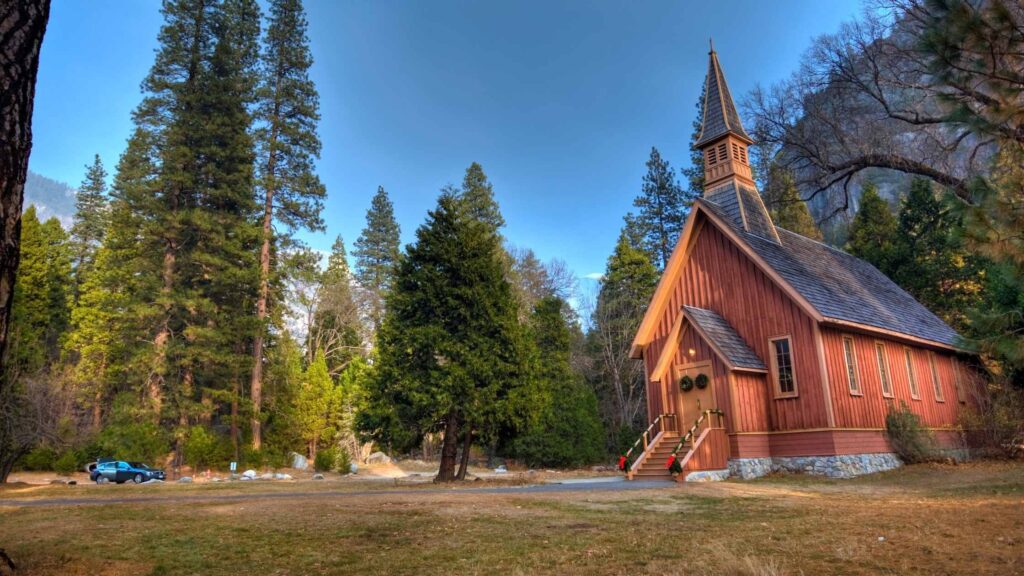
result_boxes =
[0,461,1021,575]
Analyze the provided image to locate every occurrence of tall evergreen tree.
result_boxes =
[590,230,658,451]
[847,183,898,276]
[888,179,982,330]
[632,147,688,269]
[353,186,400,333]
[249,0,325,449]
[70,154,109,289]
[765,165,822,240]
[361,193,524,482]
[681,80,706,202]
[8,206,72,374]
[459,162,505,233]
[512,296,605,467]
[309,235,363,375]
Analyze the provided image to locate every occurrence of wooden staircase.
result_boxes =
[630,433,684,479]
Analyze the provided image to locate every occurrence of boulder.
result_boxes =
[274,473,293,480]
[494,465,508,474]
[259,473,274,480]
[241,469,257,479]
[290,452,308,470]
[366,452,391,465]
[348,463,358,474]
[178,476,193,483]
[312,473,325,480]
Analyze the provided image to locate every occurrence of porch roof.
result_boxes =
[683,306,766,371]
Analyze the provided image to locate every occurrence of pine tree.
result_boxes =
[847,183,898,276]
[590,230,658,450]
[70,154,109,290]
[887,179,982,330]
[249,0,325,450]
[681,80,706,202]
[353,186,400,333]
[632,147,689,269]
[459,162,505,233]
[8,206,72,374]
[512,296,605,467]
[766,165,822,240]
[309,235,363,375]
[296,349,335,460]
[362,192,524,482]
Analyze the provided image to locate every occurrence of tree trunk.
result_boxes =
[435,409,459,482]
[456,426,472,481]
[0,1,51,386]
[249,111,280,451]
[148,245,175,418]
[230,378,239,461]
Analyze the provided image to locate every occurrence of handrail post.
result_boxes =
[642,430,648,451]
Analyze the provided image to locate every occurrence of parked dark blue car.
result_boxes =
[89,459,166,484]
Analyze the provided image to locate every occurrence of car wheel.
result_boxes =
[95,476,105,485]
[116,480,125,484]
[133,473,144,484]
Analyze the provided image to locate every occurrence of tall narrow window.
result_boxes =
[842,336,861,394]
[929,352,944,402]
[875,342,893,397]
[904,348,920,399]
[953,358,966,403]
[769,337,797,397]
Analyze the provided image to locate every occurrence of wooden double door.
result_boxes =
[674,361,715,431]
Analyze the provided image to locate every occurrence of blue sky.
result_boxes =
[31,0,861,283]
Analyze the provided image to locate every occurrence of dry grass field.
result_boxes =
[0,461,1021,575]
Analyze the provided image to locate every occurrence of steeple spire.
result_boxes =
[695,45,752,148]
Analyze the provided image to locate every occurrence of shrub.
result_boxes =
[182,426,228,471]
[314,447,337,472]
[241,447,267,469]
[21,446,57,471]
[53,451,79,475]
[337,447,352,474]
[97,421,170,464]
[885,401,934,463]
[959,385,1024,459]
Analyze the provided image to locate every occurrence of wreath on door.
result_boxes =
[679,375,694,392]
[695,373,710,390]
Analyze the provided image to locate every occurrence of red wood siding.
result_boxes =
[683,428,730,472]
[642,217,827,432]
[730,372,771,433]
[821,328,975,429]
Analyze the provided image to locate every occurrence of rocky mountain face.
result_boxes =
[24,171,76,228]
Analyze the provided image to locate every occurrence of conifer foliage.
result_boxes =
[363,191,526,481]
[353,186,401,333]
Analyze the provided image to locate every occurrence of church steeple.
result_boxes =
[694,44,780,244]
[695,44,755,191]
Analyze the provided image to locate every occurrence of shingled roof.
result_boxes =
[694,47,752,148]
[683,306,767,371]
[698,197,962,348]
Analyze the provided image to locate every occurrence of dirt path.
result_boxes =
[0,478,674,508]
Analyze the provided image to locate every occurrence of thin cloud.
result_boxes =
[584,272,604,281]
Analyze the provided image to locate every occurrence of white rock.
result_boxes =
[242,469,257,479]
[259,473,274,480]
[366,451,391,465]
[494,465,507,474]
[290,452,308,470]
[349,463,358,474]
[178,476,193,483]
[312,473,325,480]
[274,472,292,480]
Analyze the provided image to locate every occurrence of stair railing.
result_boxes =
[619,413,675,472]
[665,408,725,473]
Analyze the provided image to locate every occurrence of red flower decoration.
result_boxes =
[618,456,627,471]
[665,455,676,469]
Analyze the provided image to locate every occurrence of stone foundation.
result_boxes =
[729,453,902,479]
[684,469,730,482]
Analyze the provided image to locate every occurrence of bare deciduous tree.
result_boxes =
[744,0,1023,217]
